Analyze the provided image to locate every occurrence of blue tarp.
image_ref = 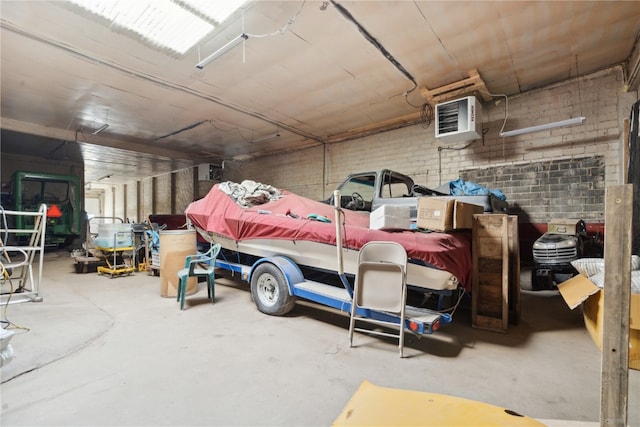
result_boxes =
[448,178,506,201]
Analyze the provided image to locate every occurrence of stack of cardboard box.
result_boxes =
[416,197,484,231]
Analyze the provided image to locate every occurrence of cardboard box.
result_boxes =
[558,273,640,370]
[417,198,454,231]
[547,219,581,235]
[453,201,484,229]
[416,198,483,231]
[370,205,411,230]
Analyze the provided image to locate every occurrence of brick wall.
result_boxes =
[235,67,633,224]
[461,156,605,223]
[174,167,194,214]
[154,174,172,214]
[223,145,326,200]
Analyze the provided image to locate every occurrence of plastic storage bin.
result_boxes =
[95,223,133,248]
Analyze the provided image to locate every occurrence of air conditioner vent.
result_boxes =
[435,96,482,142]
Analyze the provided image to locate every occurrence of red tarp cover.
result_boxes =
[185,185,472,289]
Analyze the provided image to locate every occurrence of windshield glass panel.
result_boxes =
[337,174,375,202]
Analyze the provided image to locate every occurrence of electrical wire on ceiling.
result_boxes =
[156,118,253,143]
[329,1,436,128]
[330,0,417,93]
[155,119,210,141]
[478,89,509,135]
[245,1,307,38]
[206,119,275,144]
[419,102,434,128]
[405,95,434,128]
[208,120,237,133]
[195,2,307,67]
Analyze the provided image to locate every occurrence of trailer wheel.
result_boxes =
[251,263,296,315]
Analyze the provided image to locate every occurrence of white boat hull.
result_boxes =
[197,229,458,292]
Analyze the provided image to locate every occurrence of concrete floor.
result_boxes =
[1,252,638,426]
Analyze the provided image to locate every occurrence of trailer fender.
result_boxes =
[248,256,303,316]
[249,256,304,295]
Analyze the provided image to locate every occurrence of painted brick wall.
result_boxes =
[154,174,171,214]
[174,167,194,214]
[223,146,326,199]
[141,178,152,221]
[113,184,125,221]
[235,67,634,224]
[461,156,605,223]
[125,183,137,222]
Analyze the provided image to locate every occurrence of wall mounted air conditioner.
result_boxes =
[435,96,482,142]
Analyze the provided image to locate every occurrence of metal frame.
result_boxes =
[349,241,409,357]
[1,204,47,305]
[95,230,136,278]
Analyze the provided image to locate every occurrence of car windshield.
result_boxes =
[337,174,375,202]
[380,171,412,198]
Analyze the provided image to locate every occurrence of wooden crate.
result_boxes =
[471,214,520,332]
[507,216,521,324]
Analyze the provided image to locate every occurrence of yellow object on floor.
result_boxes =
[333,381,545,427]
[558,273,640,371]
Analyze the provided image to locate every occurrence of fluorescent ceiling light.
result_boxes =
[500,117,586,137]
[68,0,247,54]
[92,124,109,135]
[250,132,280,143]
[196,33,248,69]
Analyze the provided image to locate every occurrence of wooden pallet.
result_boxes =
[419,69,492,104]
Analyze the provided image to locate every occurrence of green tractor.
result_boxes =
[3,171,82,248]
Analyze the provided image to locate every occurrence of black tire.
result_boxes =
[530,269,544,290]
[531,269,553,291]
[250,263,296,315]
[521,270,534,291]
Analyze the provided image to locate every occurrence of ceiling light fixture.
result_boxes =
[92,124,110,135]
[499,116,585,137]
[250,132,280,143]
[196,33,248,69]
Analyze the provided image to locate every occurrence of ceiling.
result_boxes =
[1,1,639,184]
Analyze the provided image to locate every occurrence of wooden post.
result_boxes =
[600,184,632,427]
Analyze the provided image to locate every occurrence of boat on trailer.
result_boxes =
[186,184,473,337]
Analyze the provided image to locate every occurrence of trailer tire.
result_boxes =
[250,263,296,316]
